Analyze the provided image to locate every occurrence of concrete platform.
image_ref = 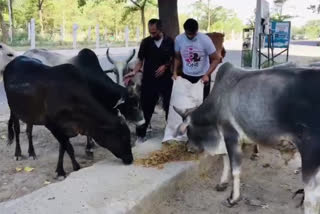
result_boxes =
[0,137,215,214]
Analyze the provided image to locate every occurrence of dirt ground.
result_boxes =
[0,107,166,203]
[154,145,304,214]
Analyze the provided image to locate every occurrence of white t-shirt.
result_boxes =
[175,32,216,76]
[154,37,163,48]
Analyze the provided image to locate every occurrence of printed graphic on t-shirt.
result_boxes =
[181,46,204,69]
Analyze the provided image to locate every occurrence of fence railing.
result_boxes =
[9,18,141,50]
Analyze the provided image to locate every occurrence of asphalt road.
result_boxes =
[290,40,320,47]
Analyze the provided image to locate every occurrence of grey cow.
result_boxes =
[175,62,320,214]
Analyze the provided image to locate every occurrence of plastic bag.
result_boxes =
[162,77,204,142]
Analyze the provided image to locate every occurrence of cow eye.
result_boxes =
[0,45,2,48]
[7,53,14,57]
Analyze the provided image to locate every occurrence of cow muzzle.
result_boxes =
[121,154,134,165]
[135,119,146,126]
[187,142,204,154]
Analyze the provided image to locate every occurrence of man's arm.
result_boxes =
[173,51,182,80]
[125,39,145,77]
[207,52,222,76]
[132,59,143,74]
[201,51,222,83]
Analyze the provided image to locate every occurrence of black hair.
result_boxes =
[148,19,162,31]
[183,18,199,33]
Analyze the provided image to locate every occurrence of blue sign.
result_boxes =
[265,21,291,48]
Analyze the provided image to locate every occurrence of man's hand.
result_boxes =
[123,71,137,86]
[172,72,178,80]
[124,71,136,78]
[155,65,166,78]
[201,74,209,84]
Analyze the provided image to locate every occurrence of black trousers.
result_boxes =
[136,77,173,138]
[181,73,211,100]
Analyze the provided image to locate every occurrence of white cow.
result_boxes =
[0,43,18,79]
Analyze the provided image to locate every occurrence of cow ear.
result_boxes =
[174,116,191,137]
[173,106,197,120]
[173,106,187,119]
[113,97,125,108]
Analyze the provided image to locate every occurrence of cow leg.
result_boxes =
[12,115,22,160]
[46,123,80,177]
[7,112,14,145]
[85,136,94,158]
[250,144,260,160]
[222,125,242,207]
[26,124,37,159]
[64,139,81,171]
[216,154,230,191]
[56,144,66,178]
[304,169,320,214]
[292,189,304,208]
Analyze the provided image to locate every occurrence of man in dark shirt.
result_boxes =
[125,19,174,144]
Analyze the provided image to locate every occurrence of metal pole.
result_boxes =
[96,24,100,49]
[252,0,261,69]
[30,18,36,49]
[73,23,78,49]
[125,26,129,48]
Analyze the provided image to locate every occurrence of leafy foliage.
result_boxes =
[1,0,159,43]
[190,1,244,37]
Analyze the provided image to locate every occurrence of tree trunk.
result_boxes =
[158,0,179,39]
[7,0,13,41]
[207,0,211,32]
[0,12,9,42]
[39,9,44,36]
[141,7,146,38]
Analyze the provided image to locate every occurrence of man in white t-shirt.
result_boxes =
[173,18,222,99]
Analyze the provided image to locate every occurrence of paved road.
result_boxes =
[290,40,320,47]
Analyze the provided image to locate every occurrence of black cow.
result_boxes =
[174,62,320,214]
[7,48,144,160]
[4,56,133,177]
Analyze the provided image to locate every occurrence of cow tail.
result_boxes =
[7,113,14,145]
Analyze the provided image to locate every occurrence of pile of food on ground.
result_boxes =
[134,142,199,169]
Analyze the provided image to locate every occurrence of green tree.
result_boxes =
[120,0,156,37]
[304,20,320,39]
[308,1,320,13]
[191,2,243,37]
[0,0,8,42]
[271,0,294,21]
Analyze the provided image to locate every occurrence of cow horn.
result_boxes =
[126,49,136,64]
[113,97,125,108]
[173,106,197,120]
[106,48,114,65]
[173,106,187,119]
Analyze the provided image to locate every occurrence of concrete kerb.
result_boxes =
[0,137,218,214]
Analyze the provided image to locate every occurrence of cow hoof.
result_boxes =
[29,154,37,160]
[131,141,136,148]
[85,150,94,159]
[56,171,66,180]
[221,197,241,208]
[73,163,81,171]
[292,189,304,208]
[135,137,146,144]
[14,156,22,161]
[216,183,228,192]
[56,175,66,181]
[250,153,259,161]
